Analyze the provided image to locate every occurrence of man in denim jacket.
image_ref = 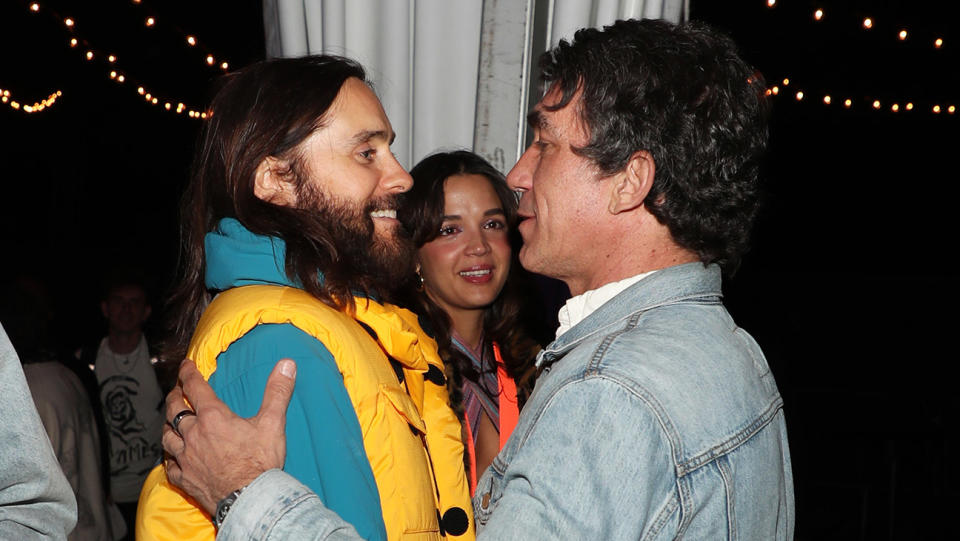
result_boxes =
[164,18,794,540]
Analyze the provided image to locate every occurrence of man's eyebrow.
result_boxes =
[348,129,395,146]
[526,110,544,129]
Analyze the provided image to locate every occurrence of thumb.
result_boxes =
[256,359,296,429]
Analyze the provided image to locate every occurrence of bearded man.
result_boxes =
[136,56,472,541]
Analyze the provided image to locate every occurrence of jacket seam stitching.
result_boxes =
[676,397,785,476]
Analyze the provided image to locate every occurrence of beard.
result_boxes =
[296,181,415,296]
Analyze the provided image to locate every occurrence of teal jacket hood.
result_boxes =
[205,218,296,290]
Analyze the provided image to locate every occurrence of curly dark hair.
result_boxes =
[539,18,769,272]
[164,55,376,361]
[398,150,540,413]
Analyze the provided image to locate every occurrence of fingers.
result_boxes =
[162,422,186,457]
[178,358,219,411]
[256,359,297,428]
[165,383,188,422]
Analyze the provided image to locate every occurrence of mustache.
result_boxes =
[364,192,405,214]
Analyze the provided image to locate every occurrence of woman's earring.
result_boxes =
[416,266,424,291]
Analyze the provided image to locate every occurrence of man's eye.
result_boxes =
[359,149,375,160]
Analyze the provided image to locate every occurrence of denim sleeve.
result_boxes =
[477,376,677,540]
[210,323,386,541]
[217,469,365,541]
[0,325,77,540]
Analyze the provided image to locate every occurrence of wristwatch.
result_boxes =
[213,487,244,530]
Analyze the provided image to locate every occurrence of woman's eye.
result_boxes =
[439,225,459,236]
[484,219,506,230]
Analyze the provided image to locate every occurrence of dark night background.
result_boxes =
[1,1,955,539]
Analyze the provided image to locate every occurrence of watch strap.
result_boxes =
[212,487,244,530]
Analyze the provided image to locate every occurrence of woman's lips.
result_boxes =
[459,266,494,284]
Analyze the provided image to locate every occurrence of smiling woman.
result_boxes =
[399,150,543,493]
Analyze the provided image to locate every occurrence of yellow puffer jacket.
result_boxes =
[136,285,474,541]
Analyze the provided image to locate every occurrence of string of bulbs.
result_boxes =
[6,1,228,117]
[765,1,947,50]
[0,86,62,113]
[763,1,955,116]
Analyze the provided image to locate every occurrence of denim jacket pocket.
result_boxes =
[471,458,506,528]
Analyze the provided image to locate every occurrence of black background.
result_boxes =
[1,1,955,538]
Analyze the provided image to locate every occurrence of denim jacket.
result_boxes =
[218,263,794,541]
[0,325,77,540]
[472,262,794,539]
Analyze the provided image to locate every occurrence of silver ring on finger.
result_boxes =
[170,409,196,438]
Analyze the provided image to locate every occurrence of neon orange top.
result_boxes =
[463,342,521,495]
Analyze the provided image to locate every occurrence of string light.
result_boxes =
[764,78,955,117]
[767,0,776,7]
[768,3,948,52]
[20,2,206,120]
[1,87,62,114]
[119,2,230,72]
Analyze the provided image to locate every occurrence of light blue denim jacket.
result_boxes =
[0,325,77,540]
[218,263,794,541]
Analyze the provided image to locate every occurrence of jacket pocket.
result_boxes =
[374,384,441,538]
[471,462,505,528]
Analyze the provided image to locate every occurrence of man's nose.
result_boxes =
[382,153,413,194]
[506,146,535,192]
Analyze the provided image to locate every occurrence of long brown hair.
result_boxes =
[399,150,542,410]
[163,55,377,361]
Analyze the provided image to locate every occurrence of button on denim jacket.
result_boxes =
[473,263,794,540]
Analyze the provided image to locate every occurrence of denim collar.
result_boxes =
[537,262,722,368]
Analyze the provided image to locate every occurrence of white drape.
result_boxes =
[262,0,687,170]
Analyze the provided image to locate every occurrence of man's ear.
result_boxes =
[608,150,655,215]
[253,156,298,206]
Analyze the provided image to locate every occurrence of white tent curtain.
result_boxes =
[262,0,687,170]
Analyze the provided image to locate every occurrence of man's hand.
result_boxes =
[162,358,296,514]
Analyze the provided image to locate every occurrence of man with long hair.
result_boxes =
[137,56,472,541]
[160,19,795,541]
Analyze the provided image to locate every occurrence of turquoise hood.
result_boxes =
[205,218,295,290]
